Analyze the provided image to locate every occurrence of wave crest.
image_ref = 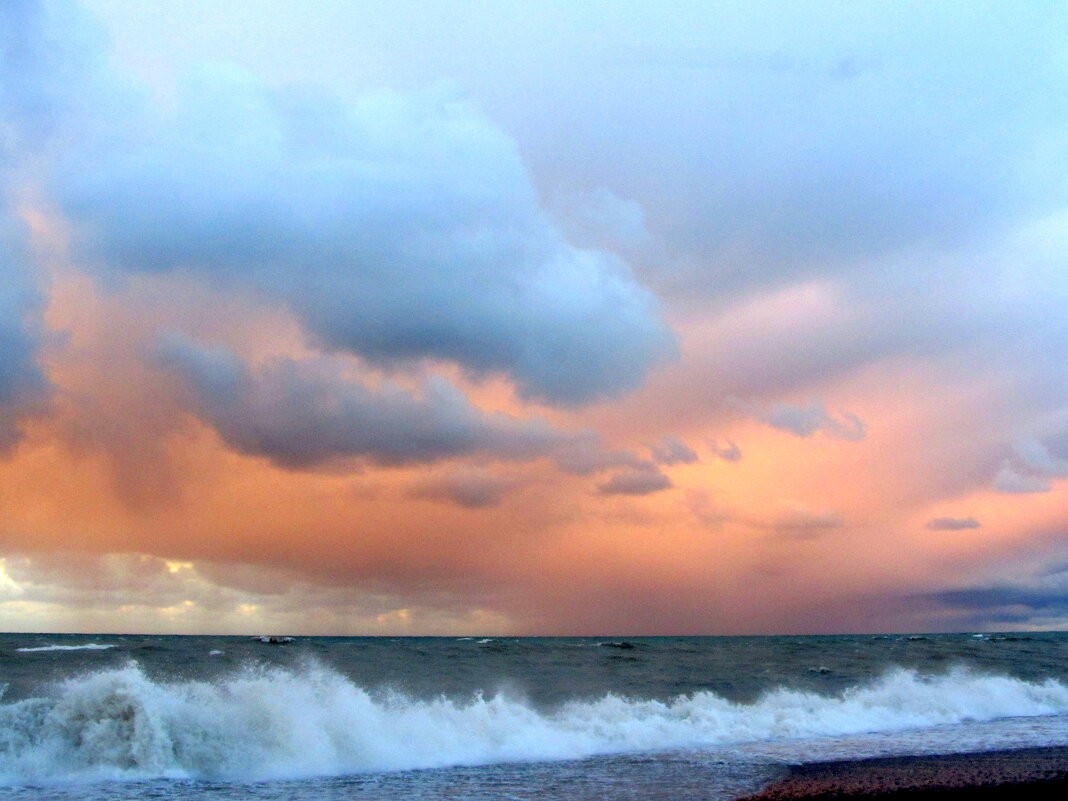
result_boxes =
[16,644,116,653]
[1,664,1066,785]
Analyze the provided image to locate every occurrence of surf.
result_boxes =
[0,663,1066,785]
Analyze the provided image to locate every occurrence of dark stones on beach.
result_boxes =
[740,747,1068,800]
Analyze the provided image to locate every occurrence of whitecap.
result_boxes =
[16,644,116,653]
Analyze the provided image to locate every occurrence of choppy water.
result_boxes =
[1,633,1068,800]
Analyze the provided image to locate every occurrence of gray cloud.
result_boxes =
[157,334,571,469]
[648,435,698,466]
[75,1,1067,302]
[0,6,53,451]
[751,399,866,441]
[42,49,673,405]
[992,437,1068,495]
[707,438,742,462]
[0,551,459,632]
[597,466,672,496]
[923,582,1068,628]
[157,333,653,477]
[450,3,1068,311]
[408,469,518,509]
[551,435,650,476]
[926,517,981,531]
[994,464,1051,495]
[1013,436,1068,477]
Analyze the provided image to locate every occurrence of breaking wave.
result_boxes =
[0,664,1066,785]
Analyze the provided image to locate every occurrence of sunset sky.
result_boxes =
[1,0,1067,634]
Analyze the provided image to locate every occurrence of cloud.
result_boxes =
[1012,436,1068,476]
[0,551,216,612]
[0,552,508,635]
[684,489,732,528]
[3,1,1068,636]
[157,334,573,469]
[597,465,672,496]
[0,3,66,452]
[0,0,108,157]
[71,1,1067,306]
[923,571,1068,627]
[767,505,844,537]
[648,435,697,465]
[707,438,742,462]
[408,469,518,509]
[732,501,843,537]
[550,434,650,476]
[926,516,981,531]
[992,436,1068,495]
[993,464,1051,495]
[751,399,867,441]
[41,53,673,405]
[0,247,47,452]
[550,186,655,255]
[0,217,47,457]
[158,333,654,480]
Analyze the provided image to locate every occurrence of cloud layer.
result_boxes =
[50,61,673,405]
[0,1,1067,634]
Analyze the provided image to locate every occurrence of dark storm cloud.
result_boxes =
[157,335,576,469]
[924,584,1068,627]
[926,517,981,531]
[50,60,674,405]
[919,557,1068,627]
[932,587,1045,609]
[157,334,657,477]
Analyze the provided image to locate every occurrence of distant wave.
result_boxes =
[0,664,1066,785]
[15,644,116,653]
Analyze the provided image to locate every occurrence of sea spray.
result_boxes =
[1,663,1067,785]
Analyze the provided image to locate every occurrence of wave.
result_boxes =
[0,664,1066,785]
[15,644,116,653]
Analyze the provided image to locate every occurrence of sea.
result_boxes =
[1,633,1068,800]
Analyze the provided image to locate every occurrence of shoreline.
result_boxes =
[738,746,1068,800]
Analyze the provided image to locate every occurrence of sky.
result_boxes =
[0,0,1067,635]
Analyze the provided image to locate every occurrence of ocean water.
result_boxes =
[1,633,1068,799]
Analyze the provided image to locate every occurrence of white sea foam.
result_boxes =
[15,644,116,653]
[0,665,1066,785]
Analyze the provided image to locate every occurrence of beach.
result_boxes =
[741,746,1068,800]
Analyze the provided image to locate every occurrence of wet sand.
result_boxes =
[739,747,1068,800]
